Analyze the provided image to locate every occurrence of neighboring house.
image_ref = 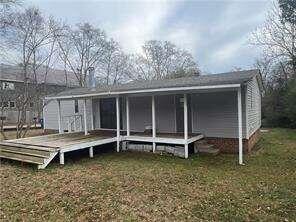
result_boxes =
[0,64,78,125]
[43,69,263,164]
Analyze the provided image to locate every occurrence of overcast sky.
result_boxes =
[27,0,272,74]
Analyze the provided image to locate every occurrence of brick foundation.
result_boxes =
[206,129,261,154]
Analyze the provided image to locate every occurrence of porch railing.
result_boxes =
[63,114,83,133]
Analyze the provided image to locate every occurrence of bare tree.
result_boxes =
[0,0,22,29]
[134,40,199,80]
[56,23,108,87]
[95,40,134,85]
[1,7,61,138]
[251,1,296,79]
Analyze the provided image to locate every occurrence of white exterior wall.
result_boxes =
[191,90,247,138]
[155,95,176,133]
[43,99,92,131]
[128,96,152,132]
[120,95,176,133]
[246,77,261,138]
[44,82,261,138]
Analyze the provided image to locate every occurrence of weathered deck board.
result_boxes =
[1,130,203,169]
[0,141,57,151]
[0,151,44,164]
[0,145,51,158]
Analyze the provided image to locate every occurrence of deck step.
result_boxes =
[0,145,50,158]
[0,141,57,152]
[196,144,214,149]
[195,140,208,145]
[197,147,220,155]
[0,151,44,164]
[194,140,220,155]
[0,141,58,168]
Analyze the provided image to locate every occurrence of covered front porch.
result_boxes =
[57,93,204,159]
[56,85,244,164]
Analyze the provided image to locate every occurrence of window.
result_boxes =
[9,101,15,108]
[3,101,8,107]
[2,82,15,90]
[29,102,34,108]
[74,100,79,113]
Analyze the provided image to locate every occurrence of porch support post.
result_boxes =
[237,87,243,165]
[126,97,130,136]
[152,95,156,152]
[116,96,120,152]
[59,152,64,165]
[98,98,101,128]
[90,99,94,130]
[57,100,62,134]
[83,99,88,135]
[184,94,188,158]
[89,146,94,158]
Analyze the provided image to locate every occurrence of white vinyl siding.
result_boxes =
[191,91,247,138]
[43,99,92,131]
[44,81,261,139]
[246,77,261,137]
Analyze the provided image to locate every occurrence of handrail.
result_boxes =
[63,114,83,132]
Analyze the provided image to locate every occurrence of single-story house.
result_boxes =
[41,69,262,165]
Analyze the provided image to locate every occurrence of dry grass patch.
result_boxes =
[0,128,296,221]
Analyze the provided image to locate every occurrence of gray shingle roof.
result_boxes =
[0,64,79,87]
[48,69,260,99]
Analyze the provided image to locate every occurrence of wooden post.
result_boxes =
[184,94,188,158]
[57,100,62,134]
[83,99,88,135]
[80,115,83,131]
[237,87,243,165]
[98,98,101,129]
[59,152,64,165]
[90,99,94,131]
[116,96,120,152]
[89,147,94,158]
[126,97,130,136]
[152,95,156,152]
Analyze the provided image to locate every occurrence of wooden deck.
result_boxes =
[6,130,116,150]
[0,130,117,169]
[0,130,203,169]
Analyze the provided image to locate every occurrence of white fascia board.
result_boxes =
[45,83,241,100]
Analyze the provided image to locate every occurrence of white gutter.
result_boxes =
[45,83,241,100]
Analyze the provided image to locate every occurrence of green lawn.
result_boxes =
[0,128,295,221]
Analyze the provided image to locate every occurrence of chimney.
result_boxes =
[88,67,96,88]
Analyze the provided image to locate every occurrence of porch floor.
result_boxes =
[0,130,204,169]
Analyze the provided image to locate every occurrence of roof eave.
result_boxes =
[45,83,241,100]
